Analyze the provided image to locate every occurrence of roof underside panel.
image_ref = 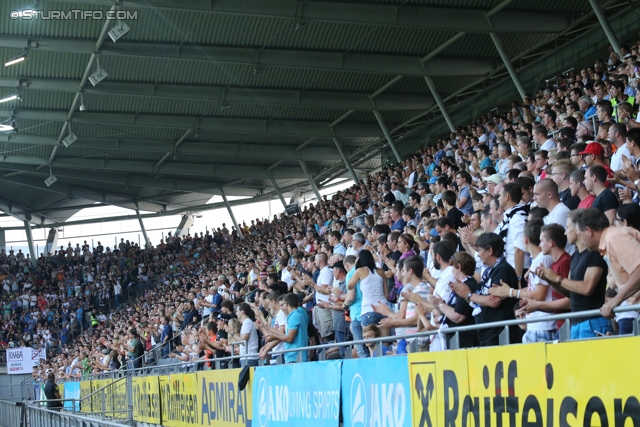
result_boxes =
[0,0,614,224]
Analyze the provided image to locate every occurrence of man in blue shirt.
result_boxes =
[160,316,173,358]
[390,205,407,231]
[258,293,309,363]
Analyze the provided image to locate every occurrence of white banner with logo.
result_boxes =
[6,347,46,374]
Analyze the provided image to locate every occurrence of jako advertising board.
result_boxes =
[341,356,412,427]
[252,360,341,427]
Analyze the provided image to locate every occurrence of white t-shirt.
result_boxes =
[540,139,556,151]
[543,202,570,228]
[271,310,287,353]
[610,143,634,172]
[280,268,294,288]
[500,206,531,271]
[240,318,259,359]
[203,294,214,316]
[316,266,333,303]
[526,252,555,331]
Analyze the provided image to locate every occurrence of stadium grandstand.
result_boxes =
[2,1,640,426]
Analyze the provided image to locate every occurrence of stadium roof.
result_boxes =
[0,0,625,225]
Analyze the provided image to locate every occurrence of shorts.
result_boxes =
[570,317,611,340]
[313,306,334,338]
[522,329,556,343]
[361,311,384,327]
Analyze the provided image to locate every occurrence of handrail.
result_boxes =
[103,303,640,374]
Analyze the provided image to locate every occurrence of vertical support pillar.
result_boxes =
[220,188,244,240]
[267,170,289,210]
[135,208,151,249]
[331,136,360,184]
[372,110,402,163]
[489,32,527,100]
[45,228,58,256]
[422,73,457,132]
[0,228,5,253]
[175,214,194,237]
[588,0,622,59]
[23,221,37,268]
[298,160,323,201]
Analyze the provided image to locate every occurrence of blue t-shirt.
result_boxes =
[284,307,309,363]
[458,185,473,215]
[346,268,363,321]
[391,218,407,231]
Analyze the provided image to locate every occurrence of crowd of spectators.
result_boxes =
[6,42,640,380]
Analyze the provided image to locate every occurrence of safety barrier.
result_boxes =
[21,305,640,427]
[47,335,640,427]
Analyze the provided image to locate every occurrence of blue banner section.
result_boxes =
[341,357,412,427]
[252,361,341,427]
[63,381,81,412]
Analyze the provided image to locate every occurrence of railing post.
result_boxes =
[409,339,418,353]
[633,317,640,336]
[276,354,283,365]
[374,342,383,357]
[318,348,326,361]
[558,319,571,342]
[498,326,510,346]
[449,332,460,350]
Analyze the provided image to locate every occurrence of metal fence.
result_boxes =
[58,303,640,378]
[0,399,131,427]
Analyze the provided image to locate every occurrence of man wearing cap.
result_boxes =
[580,143,614,178]
[482,174,503,196]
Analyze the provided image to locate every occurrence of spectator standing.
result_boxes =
[44,372,62,411]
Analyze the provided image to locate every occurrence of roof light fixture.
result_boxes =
[0,90,21,104]
[79,92,86,111]
[88,55,108,86]
[4,50,28,67]
[0,118,16,133]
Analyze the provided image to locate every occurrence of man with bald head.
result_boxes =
[533,179,570,228]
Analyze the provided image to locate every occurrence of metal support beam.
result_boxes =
[45,228,59,256]
[0,229,5,252]
[372,110,402,163]
[422,74,456,132]
[220,189,244,239]
[588,0,622,59]
[155,129,192,172]
[267,170,289,210]
[175,214,194,238]
[23,221,37,267]
[0,37,496,77]
[135,208,151,248]
[298,160,323,201]
[489,32,527,100]
[331,137,360,184]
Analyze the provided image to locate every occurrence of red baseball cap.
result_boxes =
[579,142,604,157]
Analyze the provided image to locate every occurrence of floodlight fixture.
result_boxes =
[88,55,108,86]
[0,118,16,133]
[79,92,86,111]
[4,50,28,67]
[44,166,57,187]
[62,124,77,147]
[108,21,130,43]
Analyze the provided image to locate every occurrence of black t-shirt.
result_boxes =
[569,249,607,318]
[473,258,519,346]
[383,192,395,204]
[592,189,619,214]
[44,380,62,408]
[444,277,478,349]
[447,208,466,230]
[559,188,580,210]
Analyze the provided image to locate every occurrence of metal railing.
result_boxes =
[0,400,132,427]
[80,304,640,376]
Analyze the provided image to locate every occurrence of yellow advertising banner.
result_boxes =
[79,380,92,413]
[409,348,469,427]
[106,378,129,419]
[132,376,161,424]
[198,368,253,427]
[546,337,640,426]
[158,375,171,425]
[467,342,547,427]
[160,372,200,427]
[91,379,107,414]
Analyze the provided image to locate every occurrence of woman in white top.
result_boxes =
[348,250,389,335]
